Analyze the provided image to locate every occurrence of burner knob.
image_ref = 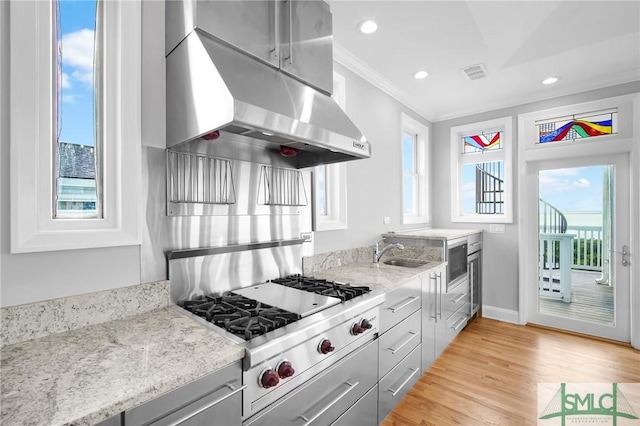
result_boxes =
[277,360,295,378]
[350,322,365,335]
[259,368,279,388]
[318,339,335,354]
[360,318,372,330]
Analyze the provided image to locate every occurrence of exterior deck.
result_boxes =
[538,270,614,324]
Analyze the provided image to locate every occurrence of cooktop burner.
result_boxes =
[271,275,371,301]
[179,276,371,340]
[180,293,300,340]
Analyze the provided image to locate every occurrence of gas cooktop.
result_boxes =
[179,275,371,341]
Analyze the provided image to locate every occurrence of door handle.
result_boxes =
[286,0,293,64]
[272,0,279,58]
[611,246,629,267]
[389,296,419,314]
[299,381,359,425]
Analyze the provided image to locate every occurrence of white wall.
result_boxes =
[313,62,432,254]
[431,81,640,314]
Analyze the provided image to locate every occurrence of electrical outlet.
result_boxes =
[383,216,391,225]
[300,232,313,242]
[489,224,506,234]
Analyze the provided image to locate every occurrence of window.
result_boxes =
[55,0,100,218]
[314,72,347,231]
[402,114,429,225]
[451,117,513,223]
[9,0,141,252]
[536,108,618,144]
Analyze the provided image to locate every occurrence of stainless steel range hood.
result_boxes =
[166,28,371,169]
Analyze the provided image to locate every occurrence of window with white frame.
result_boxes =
[450,117,512,223]
[402,114,429,224]
[314,72,347,231]
[9,0,141,252]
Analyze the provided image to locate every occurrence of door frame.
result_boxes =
[517,93,639,347]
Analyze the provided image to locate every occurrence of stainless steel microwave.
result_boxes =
[446,237,468,290]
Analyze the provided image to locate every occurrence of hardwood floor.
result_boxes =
[381,317,640,426]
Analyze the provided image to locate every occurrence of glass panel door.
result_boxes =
[527,155,630,341]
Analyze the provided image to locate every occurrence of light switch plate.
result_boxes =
[489,224,506,234]
[383,216,391,225]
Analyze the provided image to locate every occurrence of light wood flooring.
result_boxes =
[381,317,640,426]
[539,270,614,324]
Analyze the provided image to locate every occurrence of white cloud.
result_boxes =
[61,29,94,89]
[62,94,76,103]
[573,178,591,188]
[61,72,71,89]
[71,69,93,85]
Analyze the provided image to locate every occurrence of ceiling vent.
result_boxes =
[460,63,488,80]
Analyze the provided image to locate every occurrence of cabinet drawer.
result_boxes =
[378,345,421,423]
[380,277,421,334]
[125,361,242,426]
[245,339,378,426]
[442,277,469,320]
[445,302,470,343]
[331,384,378,426]
[379,310,421,379]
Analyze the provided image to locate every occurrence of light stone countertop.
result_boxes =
[311,260,444,293]
[0,306,244,426]
[383,228,482,241]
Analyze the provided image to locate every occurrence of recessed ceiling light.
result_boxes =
[542,77,560,85]
[413,70,428,79]
[359,20,378,34]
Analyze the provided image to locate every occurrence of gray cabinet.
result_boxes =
[166,0,334,94]
[378,345,421,422]
[124,361,243,426]
[279,0,333,93]
[468,232,482,316]
[377,276,422,424]
[422,262,470,368]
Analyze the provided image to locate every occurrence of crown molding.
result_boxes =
[332,41,435,122]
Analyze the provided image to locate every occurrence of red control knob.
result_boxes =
[277,360,295,378]
[318,339,335,354]
[351,322,365,335]
[360,318,372,330]
[259,368,279,388]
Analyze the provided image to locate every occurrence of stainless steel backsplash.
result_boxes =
[141,146,313,296]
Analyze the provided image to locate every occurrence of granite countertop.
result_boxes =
[383,228,482,241]
[0,306,244,426]
[312,260,444,293]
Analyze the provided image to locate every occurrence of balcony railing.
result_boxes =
[566,225,603,271]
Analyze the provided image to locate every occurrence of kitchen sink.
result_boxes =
[383,259,427,268]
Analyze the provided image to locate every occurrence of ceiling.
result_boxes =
[328,0,640,122]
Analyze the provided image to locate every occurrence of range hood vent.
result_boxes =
[166,29,371,169]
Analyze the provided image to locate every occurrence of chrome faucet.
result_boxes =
[373,239,405,263]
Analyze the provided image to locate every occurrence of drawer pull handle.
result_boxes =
[452,316,468,331]
[389,332,418,355]
[299,381,360,425]
[452,293,467,304]
[388,368,419,397]
[389,296,419,314]
[166,383,247,426]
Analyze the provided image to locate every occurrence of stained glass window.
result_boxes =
[462,130,502,154]
[535,109,617,144]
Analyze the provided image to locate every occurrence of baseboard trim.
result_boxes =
[481,305,520,324]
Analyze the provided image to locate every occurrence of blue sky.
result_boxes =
[460,164,605,215]
[58,0,97,146]
[539,166,604,213]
